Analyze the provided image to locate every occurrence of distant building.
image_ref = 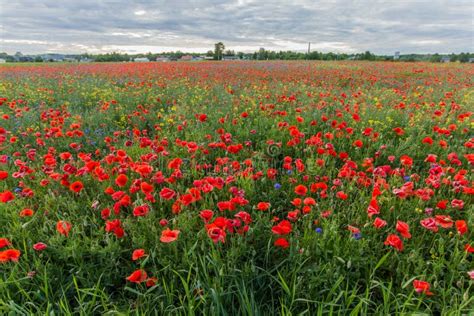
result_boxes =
[155,57,170,62]
[179,55,193,61]
[192,56,204,61]
[134,57,150,62]
[41,54,65,62]
[19,56,34,62]
[0,58,6,63]
[394,51,400,60]
[80,58,94,63]
[204,56,214,61]
[222,56,240,61]
[441,56,450,63]
[63,57,77,62]
[469,58,474,63]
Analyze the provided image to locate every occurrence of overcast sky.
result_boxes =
[0,0,472,55]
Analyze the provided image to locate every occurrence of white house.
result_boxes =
[222,56,240,61]
[134,57,150,62]
[0,58,6,63]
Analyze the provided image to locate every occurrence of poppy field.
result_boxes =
[0,61,473,314]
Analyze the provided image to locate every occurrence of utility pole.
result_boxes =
[308,42,311,54]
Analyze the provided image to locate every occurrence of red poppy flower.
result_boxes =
[0,190,15,203]
[294,185,308,196]
[200,209,214,222]
[436,200,448,210]
[0,171,8,180]
[420,218,438,232]
[132,249,146,261]
[105,219,124,238]
[206,224,226,243]
[217,201,235,212]
[271,220,292,235]
[367,199,380,217]
[146,277,158,287]
[451,199,464,210]
[422,137,433,145]
[393,127,404,136]
[435,215,453,228]
[384,234,403,251]
[413,280,433,296]
[160,228,180,243]
[19,208,34,217]
[400,155,413,167]
[140,182,154,194]
[353,139,363,148]
[0,238,11,248]
[274,238,290,248]
[455,220,467,235]
[257,202,270,211]
[0,249,21,263]
[33,242,47,251]
[465,244,474,253]
[56,220,72,236]
[336,191,348,200]
[159,187,176,200]
[396,220,411,239]
[235,211,252,225]
[373,217,387,229]
[126,269,148,283]
[133,205,150,217]
[69,181,84,193]
[115,174,128,187]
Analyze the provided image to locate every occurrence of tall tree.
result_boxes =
[214,42,225,60]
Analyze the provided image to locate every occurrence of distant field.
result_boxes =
[0,61,473,314]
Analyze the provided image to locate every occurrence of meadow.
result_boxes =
[0,61,473,315]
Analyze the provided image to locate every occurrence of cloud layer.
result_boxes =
[1,0,472,54]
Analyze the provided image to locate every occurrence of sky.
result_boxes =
[0,0,473,55]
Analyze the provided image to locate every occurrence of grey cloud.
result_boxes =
[0,0,472,54]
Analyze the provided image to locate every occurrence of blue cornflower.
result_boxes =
[274,183,281,189]
[315,228,323,234]
[353,232,362,240]
[403,175,410,182]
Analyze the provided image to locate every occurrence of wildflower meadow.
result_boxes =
[0,61,473,314]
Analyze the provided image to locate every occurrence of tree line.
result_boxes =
[1,47,473,63]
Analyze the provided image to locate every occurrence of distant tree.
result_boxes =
[206,50,214,57]
[307,51,321,60]
[214,42,225,60]
[429,54,442,63]
[257,48,267,60]
[458,52,469,63]
[361,51,375,61]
